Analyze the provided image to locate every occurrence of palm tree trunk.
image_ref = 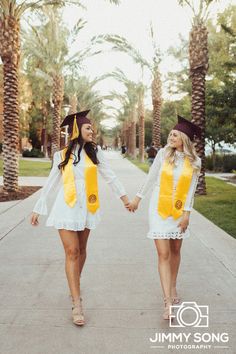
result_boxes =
[124,121,128,146]
[152,98,161,147]
[126,124,130,153]
[51,74,64,156]
[42,103,48,157]
[191,70,206,194]
[138,94,145,162]
[0,14,21,193]
[129,111,136,158]
[189,22,208,195]
[151,72,162,147]
[121,123,125,145]
[69,93,77,114]
[2,60,20,192]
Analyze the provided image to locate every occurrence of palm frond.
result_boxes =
[221,24,236,38]
[16,0,85,17]
[107,0,120,4]
[92,34,150,69]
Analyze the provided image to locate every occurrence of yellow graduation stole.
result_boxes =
[61,148,100,213]
[84,153,100,213]
[158,157,194,220]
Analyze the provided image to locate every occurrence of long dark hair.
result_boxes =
[58,127,99,170]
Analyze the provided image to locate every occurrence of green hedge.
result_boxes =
[206,154,236,172]
[22,148,44,158]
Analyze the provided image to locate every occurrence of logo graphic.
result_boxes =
[175,200,182,209]
[169,301,209,327]
[88,194,97,203]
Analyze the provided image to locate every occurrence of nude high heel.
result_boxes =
[172,295,181,304]
[72,298,85,326]
[171,286,181,304]
[163,297,173,321]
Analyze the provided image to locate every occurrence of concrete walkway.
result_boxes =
[0,151,235,354]
[206,172,236,187]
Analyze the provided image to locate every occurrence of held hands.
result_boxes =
[31,212,40,226]
[127,196,140,212]
[120,195,141,213]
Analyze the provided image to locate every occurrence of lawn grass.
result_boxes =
[194,177,236,239]
[0,159,52,177]
[128,158,236,239]
[127,157,150,173]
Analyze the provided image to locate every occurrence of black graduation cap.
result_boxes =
[173,115,201,141]
[60,110,91,140]
[60,110,91,128]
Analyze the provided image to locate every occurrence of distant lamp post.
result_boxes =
[62,104,71,145]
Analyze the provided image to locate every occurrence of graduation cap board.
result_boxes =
[60,110,91,140]
[173,115,201,141]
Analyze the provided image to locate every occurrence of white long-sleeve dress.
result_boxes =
[33,145,126,231]
[136,148,201,239]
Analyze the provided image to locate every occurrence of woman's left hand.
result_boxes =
[178,212,190,233]
[120,195,130,208]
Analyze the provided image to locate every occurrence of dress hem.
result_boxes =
[147,230,190,240]
[45,217,101,231]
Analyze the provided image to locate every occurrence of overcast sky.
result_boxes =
[63,0,234,126]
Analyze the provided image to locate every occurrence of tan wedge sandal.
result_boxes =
[72,298,85,326]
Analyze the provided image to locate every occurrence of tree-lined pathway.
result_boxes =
[0,151,235,354]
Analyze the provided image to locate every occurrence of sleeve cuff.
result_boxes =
[33,197,48,215]
[183,207,192,212]
[136,193,144,199]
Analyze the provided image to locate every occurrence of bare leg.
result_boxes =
[59,229,81,303]
[154,239,173,319]
[77,228,90,277]
[169,239,183,299]
[154,239,172,299]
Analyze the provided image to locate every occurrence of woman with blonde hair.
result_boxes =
[128,115,202,321]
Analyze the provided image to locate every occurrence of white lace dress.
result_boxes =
[33,146,126,231]
[136,148,201,239]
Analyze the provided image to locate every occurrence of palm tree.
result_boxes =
[221,23,236,71]
[0,0,82,193]
[0,0,119,194]
[137,83,145,162]
[150,24,162,148]
[105,69,140,158]
[104,105,128,148]
[106,93,132,152]
[64,74,109,141]
[93,26,162,151]
[23,9,93,156]
[178,0,216,195]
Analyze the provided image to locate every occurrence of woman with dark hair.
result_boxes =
[30,110,129,326]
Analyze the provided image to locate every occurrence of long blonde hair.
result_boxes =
[164,131,201,172]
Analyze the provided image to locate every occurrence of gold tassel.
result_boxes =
[71,115,79,140]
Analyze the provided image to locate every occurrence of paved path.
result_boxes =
[206,172,236,187]
[0,151,235,354]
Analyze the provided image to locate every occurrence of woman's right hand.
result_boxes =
[31,212,39,226]
[127,196,141,212]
